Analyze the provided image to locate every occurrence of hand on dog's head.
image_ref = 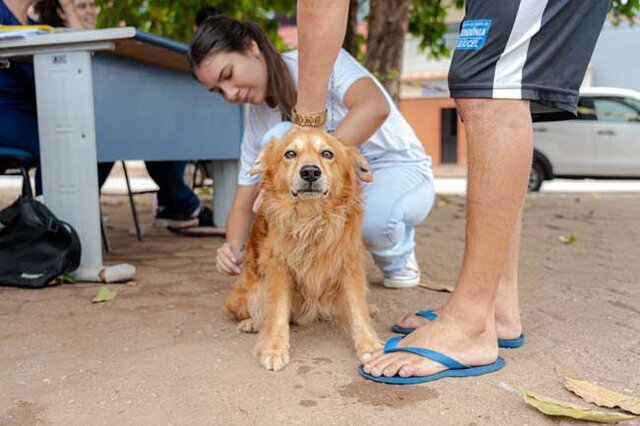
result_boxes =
[251,129,371,202]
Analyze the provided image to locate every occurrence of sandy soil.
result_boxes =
[1,187,639,426]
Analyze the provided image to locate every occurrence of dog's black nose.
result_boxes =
[300,165,322,182]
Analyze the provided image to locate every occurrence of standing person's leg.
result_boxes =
[362,0,609,381]
[360,161,435,288]
[494,200,524,341]
[394,191,524,342]
[363,99,532,377]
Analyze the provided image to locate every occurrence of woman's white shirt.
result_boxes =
[237,49,431,186]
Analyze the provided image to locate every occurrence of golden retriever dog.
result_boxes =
[224,129,382,371]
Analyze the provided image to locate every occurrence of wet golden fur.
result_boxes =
[224,130,382,371]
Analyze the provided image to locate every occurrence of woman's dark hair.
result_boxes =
[189,16,296,121]
[34,0,66,27]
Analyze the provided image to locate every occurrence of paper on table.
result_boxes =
[0,25,54,40]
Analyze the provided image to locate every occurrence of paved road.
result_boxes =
[434,178,640,194]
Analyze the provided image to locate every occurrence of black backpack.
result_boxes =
[0,170,81,288]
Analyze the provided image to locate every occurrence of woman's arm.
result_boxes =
[333,77,391,147]
[225,184,258,251]
[216,184,258,275]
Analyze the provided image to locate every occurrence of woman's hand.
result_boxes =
[216,242,243,276]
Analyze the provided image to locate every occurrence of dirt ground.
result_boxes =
[1,185,639,426]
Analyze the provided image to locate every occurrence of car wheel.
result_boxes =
[528,161,544,192]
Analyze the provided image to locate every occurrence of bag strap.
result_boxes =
[59,220,82,270]
[19,166,33,199]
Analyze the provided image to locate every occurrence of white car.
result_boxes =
[530,87,640,191]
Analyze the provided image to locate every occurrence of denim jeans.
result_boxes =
[0,109,40,191]
[98,161,200,216]
[361,160,435,272]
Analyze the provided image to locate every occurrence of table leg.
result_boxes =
[33,50,103,274]
[211,160,239,229]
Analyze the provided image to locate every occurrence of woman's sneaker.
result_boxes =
[382,252,421,289]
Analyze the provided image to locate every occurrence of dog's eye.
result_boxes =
[284,150,297,159]
[322,150,334,160]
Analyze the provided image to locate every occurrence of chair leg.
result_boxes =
[100,206,111,253]
[122,161,142,241]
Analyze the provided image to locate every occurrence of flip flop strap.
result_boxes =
[383,336,468,370]
[415,309,438,321]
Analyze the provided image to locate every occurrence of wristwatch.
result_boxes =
[291,107,327,127]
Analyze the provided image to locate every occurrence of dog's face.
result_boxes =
[251,130,372,200]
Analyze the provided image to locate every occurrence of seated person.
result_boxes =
[1,0,212,228]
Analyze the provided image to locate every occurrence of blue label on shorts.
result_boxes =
[456,19,492,51]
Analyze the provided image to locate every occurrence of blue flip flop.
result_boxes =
[390,309,438,334]
[391,309,525,349]
[358,336,505,385]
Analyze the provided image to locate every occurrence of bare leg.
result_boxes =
[494,201,523,340]
[364,99,532,378]
[395,202,524,341]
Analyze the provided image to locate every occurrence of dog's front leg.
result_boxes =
[341,265,383,363]
[253,263,292,371]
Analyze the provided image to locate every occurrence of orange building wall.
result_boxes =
[399,97,467,166]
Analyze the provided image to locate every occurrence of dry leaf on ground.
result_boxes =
[559,234,577,244]
[418,281,454,293]
[516,385,637,423]
[91,287,117,304]
[564,377,640,415]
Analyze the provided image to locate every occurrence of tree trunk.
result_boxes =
[342,0,359,57]
[365,0,410,103]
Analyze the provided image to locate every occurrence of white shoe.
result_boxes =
[382,252,421,289]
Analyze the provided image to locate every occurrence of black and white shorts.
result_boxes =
[448,0,610,121]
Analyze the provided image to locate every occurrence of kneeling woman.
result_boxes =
[190,16,435,288]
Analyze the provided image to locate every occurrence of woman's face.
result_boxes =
[73,0,98,29]
[194,41,268,106]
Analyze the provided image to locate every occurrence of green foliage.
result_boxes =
[408,0,463,59]
[95,0,295,47]
[609,0,640,24]
[407,0,639,59]
[94,0,638,58]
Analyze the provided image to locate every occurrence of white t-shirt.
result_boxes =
[238,49,431,186]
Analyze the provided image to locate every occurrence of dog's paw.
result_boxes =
[259,349,290,371]
[237,318,258,333]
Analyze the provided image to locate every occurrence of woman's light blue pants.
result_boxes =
[361,160,435,272]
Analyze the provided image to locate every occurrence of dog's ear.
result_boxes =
[250,136,277,176]
[352,152,373,182]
